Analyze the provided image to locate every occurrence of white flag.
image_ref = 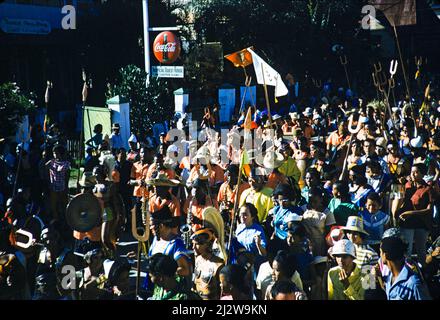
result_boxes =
[248,47,288,97]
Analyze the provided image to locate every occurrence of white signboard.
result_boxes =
[151,66,184,78]
[0,18,51,35]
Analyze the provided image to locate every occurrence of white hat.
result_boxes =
[303,107,313,117]
[391,107,399,113]
[332,239,356,259]
[410,136,423,148]
[289,112,300,120]
[272,114,282,121]
[128,134,137,143]
[313,114,322,120]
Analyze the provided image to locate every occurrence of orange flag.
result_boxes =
[224,47,254,68]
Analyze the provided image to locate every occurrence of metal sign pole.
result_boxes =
[142,0,151,87]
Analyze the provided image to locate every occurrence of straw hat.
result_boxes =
[342,216,369,236]
[257,151,285,169]
[79,172,97,188]
[146,173,180,187]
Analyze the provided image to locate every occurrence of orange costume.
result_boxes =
[183,196,218,231]
[148,194,181,217]
[131,161,150,198]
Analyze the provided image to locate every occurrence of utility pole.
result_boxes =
[142,0,151,86]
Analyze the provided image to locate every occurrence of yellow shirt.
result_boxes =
[278,157,301,183]
[239,187,274,223]
[327,265,365,300]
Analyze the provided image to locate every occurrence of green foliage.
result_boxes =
[0,82,33,138]
[107,65,174,133]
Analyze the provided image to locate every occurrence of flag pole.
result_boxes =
[76,70,88,192]
[393,24,411,101]
[261,64,273,127]
[227,157,243,265]
[392,23,417,136]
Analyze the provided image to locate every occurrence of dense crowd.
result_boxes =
[1,82,440,301]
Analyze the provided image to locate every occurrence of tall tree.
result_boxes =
[0,83,34,138]
[107,65,174,134]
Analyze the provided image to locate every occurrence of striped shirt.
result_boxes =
[361,210,390,245]
[354,244,379,268]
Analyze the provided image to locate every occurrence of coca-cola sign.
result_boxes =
[153,31,181,64]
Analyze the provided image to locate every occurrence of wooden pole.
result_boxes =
[261,64,273,127]
[393,25,411,101]
[227,161,243,265]
[76,72,88,192]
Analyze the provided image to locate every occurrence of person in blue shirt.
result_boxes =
[236,203,267,273]
[110,123,124,153]
[351,173,373,209]
[286,223,314,292]
[360,192,390,250]
[145,206,192,294]
[380,236,431,300]
[365,160,392,196]
[270,184,304,252]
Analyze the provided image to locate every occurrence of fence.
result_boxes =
[67,139,81,164]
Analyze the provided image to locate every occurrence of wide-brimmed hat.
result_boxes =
[289,112,300,120]
[272,114,282,121]
[332,239,356,258]
[146,173,180,187]
[342,216,369,236]
[190,228,215,244]
[112,123,120,130]
[79,172,97,188]
[257,151,285,169]
[194,146,211,163]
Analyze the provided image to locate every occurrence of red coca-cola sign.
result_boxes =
[153,31,181,64]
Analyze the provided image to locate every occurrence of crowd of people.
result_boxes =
[1,79,440,301]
